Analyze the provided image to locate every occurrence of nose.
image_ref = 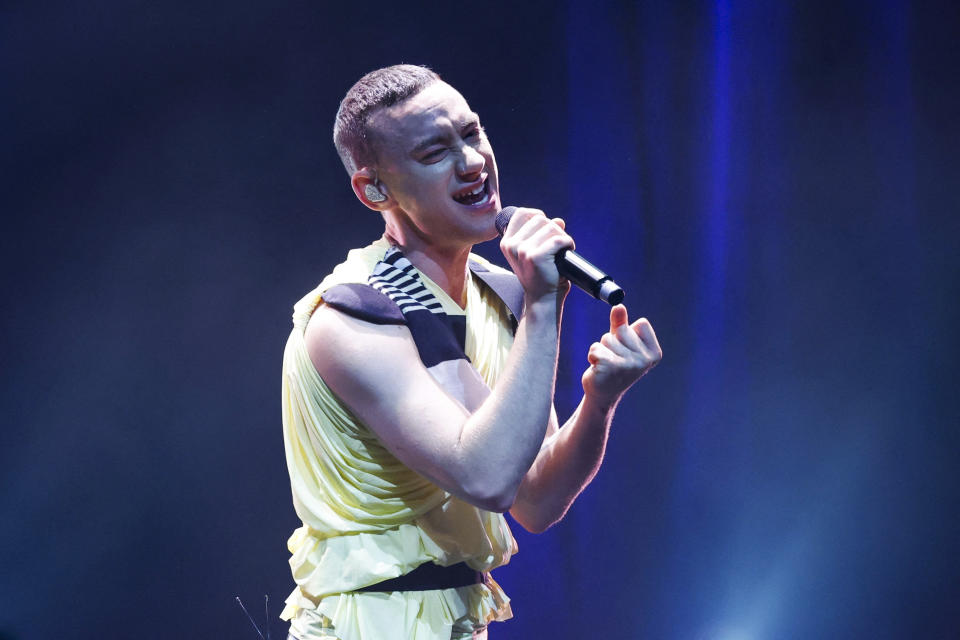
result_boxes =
[457,143,485,180]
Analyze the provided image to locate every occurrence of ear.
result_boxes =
[351,168,391,211]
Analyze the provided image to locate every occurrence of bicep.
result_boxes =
[304,303,472,490]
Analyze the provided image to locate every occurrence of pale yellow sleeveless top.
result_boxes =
[280,239,518,640]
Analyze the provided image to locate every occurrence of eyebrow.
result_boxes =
[411,134,448,155]
[410,114,481,154]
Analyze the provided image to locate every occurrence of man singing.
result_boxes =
[280,64,662,640]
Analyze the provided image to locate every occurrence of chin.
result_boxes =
[476,228,500,244]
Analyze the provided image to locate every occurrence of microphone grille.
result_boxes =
[494,206,517,236]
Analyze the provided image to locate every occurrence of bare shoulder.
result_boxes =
[304,302,419,388]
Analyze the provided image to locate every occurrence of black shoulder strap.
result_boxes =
[322,260,524,328]
[321,283,406,325]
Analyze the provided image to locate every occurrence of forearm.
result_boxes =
[454,294,563,510]
[510,392,619,532]
[510,303,663,529]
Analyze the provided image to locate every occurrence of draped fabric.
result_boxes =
[280,239,519,640]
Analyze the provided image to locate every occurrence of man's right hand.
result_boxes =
[498,208,575,304]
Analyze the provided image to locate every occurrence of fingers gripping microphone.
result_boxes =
[495,206,625,306]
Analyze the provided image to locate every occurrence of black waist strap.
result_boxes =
[356,562,482,592]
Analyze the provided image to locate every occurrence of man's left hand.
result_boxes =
[582,304,662,406]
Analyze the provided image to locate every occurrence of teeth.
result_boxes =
[456,182,485,200]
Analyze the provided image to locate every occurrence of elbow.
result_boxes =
[477,496,515,514]
[509,497,567,534]
[514,511,559,534]
[522,521,552,535]
[526,509,562,533]
[461,478,520,513]
[472,488,518,514]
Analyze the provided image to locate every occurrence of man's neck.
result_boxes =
[406,245,472,308]
[382,226,472,308]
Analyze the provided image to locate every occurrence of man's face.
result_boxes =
[367,81,501,249]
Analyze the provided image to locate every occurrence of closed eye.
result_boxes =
[421,148,448,163]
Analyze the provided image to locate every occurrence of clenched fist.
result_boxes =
[499,207,574,303]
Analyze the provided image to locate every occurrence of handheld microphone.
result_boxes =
[494,206,625,306]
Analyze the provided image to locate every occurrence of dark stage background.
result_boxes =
[2,1,958,638]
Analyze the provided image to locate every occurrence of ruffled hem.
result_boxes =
[282,576,512,640]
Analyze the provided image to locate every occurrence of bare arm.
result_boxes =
[305,209,573,512]
[509,304,663,533]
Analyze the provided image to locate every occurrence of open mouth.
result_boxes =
[452,178,490,207]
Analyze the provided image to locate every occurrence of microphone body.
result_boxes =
[494,206,625,306]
